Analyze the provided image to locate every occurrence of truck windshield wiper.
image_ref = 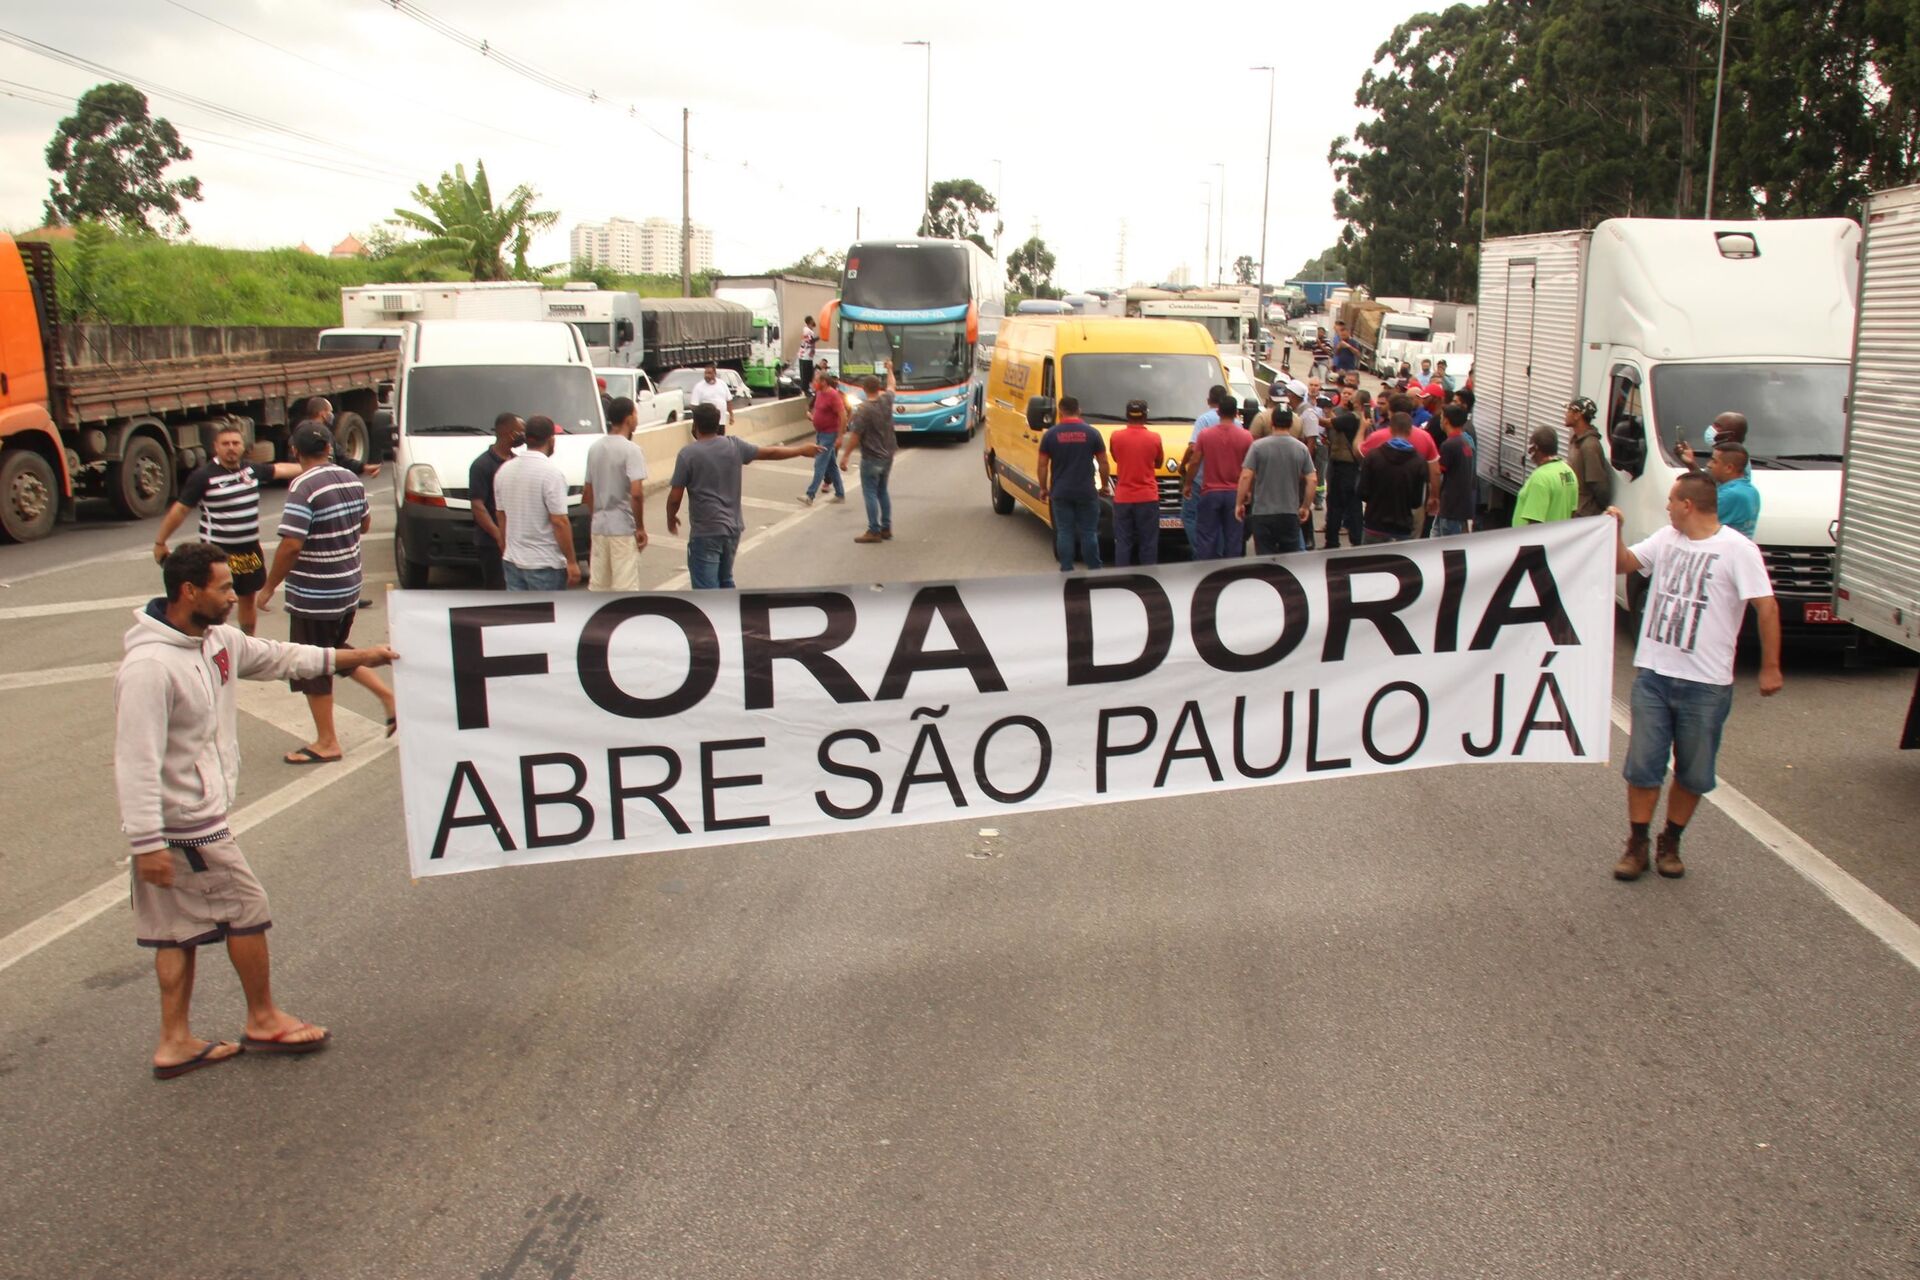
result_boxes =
[1769,453,1843,462]
[407,424,491,435]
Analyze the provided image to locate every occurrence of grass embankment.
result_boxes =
[28,232,721,327]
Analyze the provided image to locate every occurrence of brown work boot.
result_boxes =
[1655,832,1685,878]
[1614,835,1650,881]
[854,531,884,544]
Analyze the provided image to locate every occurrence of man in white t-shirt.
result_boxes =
[1607,473,1782,881]
[581,396,650,592]
[686,363,734,427]
[494,415,580,591]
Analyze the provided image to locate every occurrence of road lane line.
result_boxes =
[0,533,393,591]
[0,736,397,977]
[0,662,120,691]
[1609,701,1920,974]
[0,595,153,622]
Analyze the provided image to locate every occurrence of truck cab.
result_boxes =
[0,233,66,542]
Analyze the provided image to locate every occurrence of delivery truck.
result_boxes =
[1834,184,1920,747]
[1473,217,1860,628]
[0,234,393,542]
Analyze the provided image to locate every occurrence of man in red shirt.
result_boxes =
[800,368,847,505]
[1179,399,1252,560]
[1106,398,1166,566]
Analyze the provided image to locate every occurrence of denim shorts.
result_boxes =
[1623,668,1735,795]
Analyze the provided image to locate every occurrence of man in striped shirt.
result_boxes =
[261,423,394,764]
[153,410,377,634]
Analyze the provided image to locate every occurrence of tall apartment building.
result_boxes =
[571,216,716,275]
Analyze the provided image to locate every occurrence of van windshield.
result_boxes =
[1650,362,1846,467]
[1062,353,1223,423]
[405,366,604,436]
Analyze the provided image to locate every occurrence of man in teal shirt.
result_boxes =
[1709,441,1761,538]
[1513,426,1579,525]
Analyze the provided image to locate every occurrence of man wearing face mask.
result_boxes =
[1678,411,1748,472]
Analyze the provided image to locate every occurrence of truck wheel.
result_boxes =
[0,448,59,543]
[394,529,430,590]
[989,460,1015,515]
[333,411,370,465]
[108,435,172,520]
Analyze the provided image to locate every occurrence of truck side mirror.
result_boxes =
[1609,415,1646,477]
[1026,396,1055,433]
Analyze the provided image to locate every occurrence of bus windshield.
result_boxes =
[1062,353,1224,423]
[838,320,971,389]
[1650,362,1846,466]
[843,243,970,311]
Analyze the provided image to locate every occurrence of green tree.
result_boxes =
[1233,254,1256,285]
[922,178,998,252]
[779,248,846,279]
[1006,235,1058,298]
[389,160,558,281]
[43,83,202,237]
[1291,245,1345,280]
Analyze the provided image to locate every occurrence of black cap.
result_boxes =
[289,422,334,458]
[1125,399,1148,420]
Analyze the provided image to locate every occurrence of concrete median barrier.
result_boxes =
[633,396,813,492]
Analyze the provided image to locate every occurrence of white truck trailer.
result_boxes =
[1474,217,1860,627]
[541,285,643,369]
[340,281,545,329]
[1835,184,1920,747]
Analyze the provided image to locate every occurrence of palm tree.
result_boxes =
[389,160,558,281]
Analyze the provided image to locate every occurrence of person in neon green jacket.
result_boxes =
[1513,426,1579,525]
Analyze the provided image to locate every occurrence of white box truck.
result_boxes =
[541,285,643,369]
[340,281,546,328]
[1474,217,1860,625]
[1835,184,1920,747]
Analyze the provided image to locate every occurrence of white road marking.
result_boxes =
[1609,700,1920,974]
[651,449,889,590]
[0,736,398,977]
[0,662,120,691]
[739,495,804,512]
[0,531,397,590]
[0,595,152,622]
[0,534,394,617]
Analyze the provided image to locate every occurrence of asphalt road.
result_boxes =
[2,436,1917,1279]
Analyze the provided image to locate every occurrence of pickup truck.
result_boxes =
[594,367,685,427]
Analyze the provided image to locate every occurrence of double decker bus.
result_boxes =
[821,238,1004,438]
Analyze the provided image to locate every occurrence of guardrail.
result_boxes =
[632,396,813,493]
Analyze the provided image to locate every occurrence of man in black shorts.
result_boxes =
[154,416,377,634]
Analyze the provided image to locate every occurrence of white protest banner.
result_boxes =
[390,519,1617,877]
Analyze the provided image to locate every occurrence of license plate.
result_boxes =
[1158,516,1184,530]
[1801,602,1843,624]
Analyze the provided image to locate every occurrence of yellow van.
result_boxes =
[981,316,1226,545]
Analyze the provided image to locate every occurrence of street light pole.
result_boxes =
[905,40,931,233]
[1201,181,1212,290]
[1251,67,1274,300]
[1213,161,1226,284]
[1704,0,1730,218]
[992,157,1004,262]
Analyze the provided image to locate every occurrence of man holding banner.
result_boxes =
[1608,479,1782,881]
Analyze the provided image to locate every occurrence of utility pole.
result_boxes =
[680,107,691,298]
[1213,162,1226,285]
[1201,182,1212,291]
[993,157,1004,263]
[856,206,862,239]
[1251,67,1275,299]
[1704,0,1731,218]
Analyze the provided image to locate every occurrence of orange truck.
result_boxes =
[0,232,397,543]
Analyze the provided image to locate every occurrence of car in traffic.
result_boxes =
[594,367,685,426]
[658,367,754,413]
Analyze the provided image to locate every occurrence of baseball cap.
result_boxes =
[1125,399,1149,420]
[1423,383,1444,399]
[289,421,334,458]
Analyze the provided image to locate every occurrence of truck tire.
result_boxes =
[394,528,430,590]
[989,459,1015,515]
[0,448,59,543]
[108,435,173,520]
[333,411,370,465]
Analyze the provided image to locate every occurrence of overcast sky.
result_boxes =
[0,0,1441,290]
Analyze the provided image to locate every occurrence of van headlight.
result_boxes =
[403,463,445,507]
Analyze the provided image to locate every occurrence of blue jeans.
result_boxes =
[1050,493,1102,572]
[861,456,893,533]
[686,531,740,590]
[1624,668,1734,795]
[1192,489,1243,560]
[1249,512,1303,555]
[807,432,844,498]
[1430,516,1469,538]
[1112,500,1159,566]
[503,562,567,591]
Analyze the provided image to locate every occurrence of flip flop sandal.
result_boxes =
[284,747,342,766]
[240,1023,332,1055]
[153,1041,242,1080]
[385,717,397,739]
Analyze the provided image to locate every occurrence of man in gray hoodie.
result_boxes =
[117,544,397,1079]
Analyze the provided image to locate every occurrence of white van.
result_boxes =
[391,320,605,588]
[1475,218,1860,626]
